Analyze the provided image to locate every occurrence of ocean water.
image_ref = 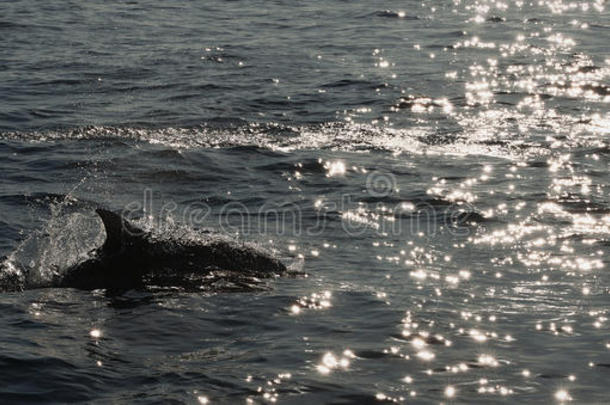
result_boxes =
[1,0,609,403]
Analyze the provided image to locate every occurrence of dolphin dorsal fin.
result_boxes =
[96,208,144,253]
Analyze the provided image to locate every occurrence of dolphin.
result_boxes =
[1,209,287,293]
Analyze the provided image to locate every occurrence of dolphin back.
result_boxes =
[3,209,288,293]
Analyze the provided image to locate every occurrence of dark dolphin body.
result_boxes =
[1,209,287,293]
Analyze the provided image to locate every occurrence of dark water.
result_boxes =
[1,0,609,403]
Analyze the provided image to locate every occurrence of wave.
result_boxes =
[0,120,563,159]
[369,10,420,20]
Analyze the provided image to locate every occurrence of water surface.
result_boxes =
[1,0,609,403]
